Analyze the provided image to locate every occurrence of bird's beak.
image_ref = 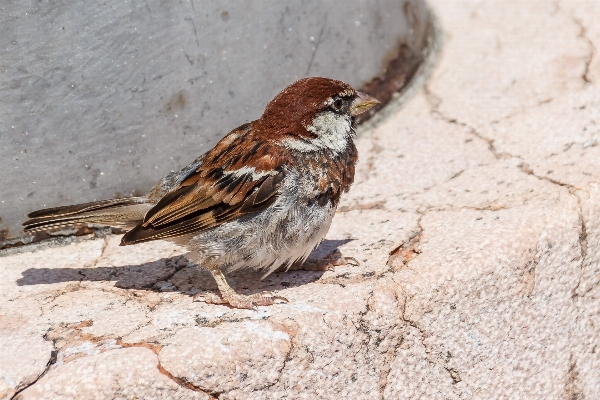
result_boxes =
[349,92,380,116]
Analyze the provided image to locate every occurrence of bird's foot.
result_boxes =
[286,250,360,272]
[193,290,288,310]
[324,251,361,271]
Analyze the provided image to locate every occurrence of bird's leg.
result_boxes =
[193,266,288,309]
[284,250,360,272]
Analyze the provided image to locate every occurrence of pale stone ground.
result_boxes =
[1,1,599,399]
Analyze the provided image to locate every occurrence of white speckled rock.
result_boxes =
[18,347,209,400]
[159,321,291,396]
[0,320,53,399]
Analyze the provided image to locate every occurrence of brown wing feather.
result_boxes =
[120,173,282,244]
[26,198,146,220]
[23,197,150,232]
[120,123,289,246]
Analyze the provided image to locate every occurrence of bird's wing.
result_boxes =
[121,123,288,245]
[146,153,207,202]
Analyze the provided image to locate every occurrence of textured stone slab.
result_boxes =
[160,322,291,395]
[18,347,209,400]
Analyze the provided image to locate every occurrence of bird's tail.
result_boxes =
[22,197,153,232]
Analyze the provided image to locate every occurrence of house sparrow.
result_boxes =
[23,77,379,309]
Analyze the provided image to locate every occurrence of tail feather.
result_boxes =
[23,197,152,232]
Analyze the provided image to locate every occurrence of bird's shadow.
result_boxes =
[16,239,354,296]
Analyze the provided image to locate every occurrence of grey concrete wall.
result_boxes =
[0,0,430,241]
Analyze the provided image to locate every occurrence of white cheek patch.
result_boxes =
[283,112,353,153]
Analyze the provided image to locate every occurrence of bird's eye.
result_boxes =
[331,98,344,112]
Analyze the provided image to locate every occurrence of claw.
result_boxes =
[286,251,361,272]
[344,256,360,266]
[193,290,288,309]
[251,291,289,306]
[324,251,361,270]
[193,291,226,304]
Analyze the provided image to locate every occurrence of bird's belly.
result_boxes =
[187,192,336,275]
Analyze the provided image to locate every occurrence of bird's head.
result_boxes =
[258,77,379,153]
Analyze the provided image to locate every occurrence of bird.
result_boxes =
[23,77,379,309]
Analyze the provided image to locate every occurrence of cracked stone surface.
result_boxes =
[1,1,600,398]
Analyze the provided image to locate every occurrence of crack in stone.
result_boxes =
[553,0,595,85]
[400,307,464,388]
[490,98,555,125]
[390,238,451,385]
[194,314,254,329]
[571,15,595,84]
[352,290,374,359]
[573,200,588,298]
[40,320,122,364]
[400,309,428,356]
[364,296,388,400]
[399,163,484,206]
[387,208,465,390]
[348,286,408,400]
[517,163,590,300]
[352,289,397,400]
[120,317,155,338]
[546,141,577,159]
[398,299,463,390]
[467,127,505,159]
[449,169,465,181]
[254,321,297,394]
[423,83,442,113]
[338,200,387,213]
[424,85,510,160]
[117,340,216,398]
[40,282,83,308]
[387,214,424,270]
[10,329,59,400]
[563,353,585,399]
[444,366,462,384]
[377,289,407,398]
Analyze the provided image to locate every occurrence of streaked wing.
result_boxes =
[121,123,288,245]
[23,197,151,232]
